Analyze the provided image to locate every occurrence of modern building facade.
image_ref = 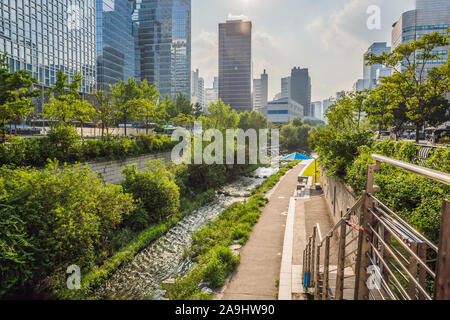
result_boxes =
[0,0,97,110]
[322,98,335,123]
[290,67,311,117]
[132,0,191,99]
[191,68,204,108]
[252,69,268,112]
[392,0,449,73]
[311,101,322,120]
[281,76,291,99]
[204,77,218,112]
[96,0,135,91]
[266,97,303,124]
[363,42,391,90]
[218,19,252,113]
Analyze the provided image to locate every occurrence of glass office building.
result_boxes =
[96,0,135,91]
[0,0,96,106]
[132,0,191,99]
[392,0,449,73]
[218,19,252,113]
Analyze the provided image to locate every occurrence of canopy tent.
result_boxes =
[281,152,313,161]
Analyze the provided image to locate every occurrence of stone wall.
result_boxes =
[85,152,172,185]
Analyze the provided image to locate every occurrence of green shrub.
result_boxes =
[0,161,135,298]
[122,160,180,223]
[426,147,450,173]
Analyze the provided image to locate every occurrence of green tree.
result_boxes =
[93,90,115,136]
[193,102,204,118]
[139,80,160,134]
[238,110,267,130]
[175,92,193,116]
[110,78,142,136]
[365,32,450,142]
[73,100,95,138]
[280,117,311,152]
[206,99,239,130]
[0,52,40,138]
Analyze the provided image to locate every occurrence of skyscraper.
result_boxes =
[0,0,97,110]
[311,101,322,120]
[290,67,311,117]
[97,0,135,91]
[363,42,391,90]
[132,0,191,99]
[281,76,291,99]
[392,0,449,73]
[252,70,268,111]
[218,19,252,112]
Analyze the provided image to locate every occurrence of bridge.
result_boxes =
[301,154,450,300]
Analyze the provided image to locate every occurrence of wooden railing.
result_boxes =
[302,154,450,300]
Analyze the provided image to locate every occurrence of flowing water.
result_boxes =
[95,166,279,300]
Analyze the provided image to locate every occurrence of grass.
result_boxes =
[162,160,302,300]
[302,160,321,184]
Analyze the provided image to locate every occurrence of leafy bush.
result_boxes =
[0,161,135,298]
[122,160,180,223]
[309,128,374,179]
[0,130,176,168]
[203,246,240,288]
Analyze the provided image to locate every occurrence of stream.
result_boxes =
[95,166,278,300]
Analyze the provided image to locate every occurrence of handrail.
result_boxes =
[319,196,364,246]
[368,193,438,251]
[316,223,323,243]
[372,154,450,186]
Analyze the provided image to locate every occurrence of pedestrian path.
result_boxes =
[216,162,307,300]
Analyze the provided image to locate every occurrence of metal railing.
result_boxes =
[302,154,450,300]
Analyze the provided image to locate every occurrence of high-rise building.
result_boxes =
[0,0,97,111]
[311,101,323,120]
[281,76,291,99]
[97,0,135,91]
[218,19,252,112]
[132,0,191,99]
[322,98,335,123]
[290,67,311,117]
[252,69,268,111]
[363,42,391,90]
[392,0,449,73]
[191,69,205,108]
[204,76,218,112]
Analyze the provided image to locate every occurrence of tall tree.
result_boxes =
[110,78,142,136]
[93,90,115,136]
[365,32,450,142]
[0,52,40,138]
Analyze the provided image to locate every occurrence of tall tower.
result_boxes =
[290,67,311,117]
[218,19,252,112]
[97,0,135,91]
[253,70,268,111]
[132,0,191,99]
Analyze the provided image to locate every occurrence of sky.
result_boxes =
[191,0,416,102]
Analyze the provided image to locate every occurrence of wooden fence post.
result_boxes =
[408,242,418,300]
[314,244,321,300]
[335,221,347,300]
[435,199,450,300]
[322,236,331,300]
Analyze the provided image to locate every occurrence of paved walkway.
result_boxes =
[216,162,307,300]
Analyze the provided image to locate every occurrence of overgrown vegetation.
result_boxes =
[163,161,300,300]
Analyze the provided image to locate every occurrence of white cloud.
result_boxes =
[192,31,218,87]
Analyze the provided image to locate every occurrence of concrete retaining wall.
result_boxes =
[85,152,172,185]
[320,171,361,269]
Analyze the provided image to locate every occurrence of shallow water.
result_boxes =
[95,169,276,300]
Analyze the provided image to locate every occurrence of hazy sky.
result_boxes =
[192,0,416,102]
